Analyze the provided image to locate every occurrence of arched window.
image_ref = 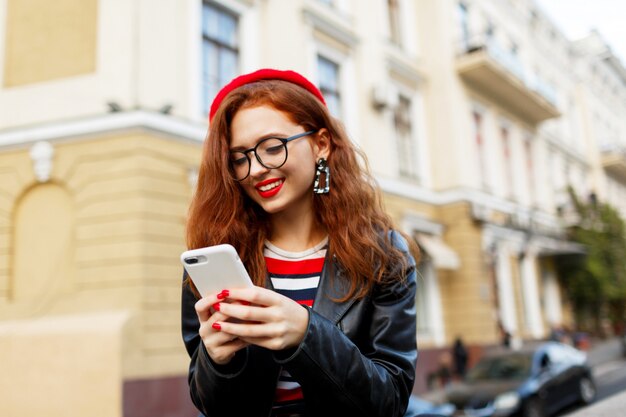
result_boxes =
[11,184,75,305]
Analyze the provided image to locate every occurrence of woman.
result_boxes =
[181,69,419,417]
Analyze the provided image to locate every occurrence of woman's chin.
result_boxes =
[254,199,285,215]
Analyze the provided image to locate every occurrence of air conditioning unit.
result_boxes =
[371,84,397,110]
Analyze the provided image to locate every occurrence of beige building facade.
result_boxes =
[1,0,625,414]
[572,31,626,218]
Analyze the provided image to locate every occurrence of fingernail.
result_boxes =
[241,301,251,306]
[213,303,221,311]
[212,323,221,331]
[221,289,230,297]
[217,292,226,300]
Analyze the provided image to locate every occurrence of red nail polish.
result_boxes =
[213,303,221,311]
[217,293,226,300]
[221,289,230,297]
[241,301,251,306]
[212,323,221,331]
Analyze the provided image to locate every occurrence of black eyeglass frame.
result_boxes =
[229,130,318,181]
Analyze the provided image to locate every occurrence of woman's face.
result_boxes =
[229,105,329,217]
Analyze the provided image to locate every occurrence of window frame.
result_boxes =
[393,93,419,180]
[471,106,490,191]
[317,54,342,118]
[387,0,403,47]
[201,1,241,116]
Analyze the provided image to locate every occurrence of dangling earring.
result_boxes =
[313,158,330,194]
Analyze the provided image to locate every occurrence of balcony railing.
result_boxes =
[456,36,560,124]
[601,143,626,182]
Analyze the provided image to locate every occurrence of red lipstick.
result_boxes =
[255,178,284,199]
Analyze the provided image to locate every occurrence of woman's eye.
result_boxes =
[230,155,247,166]
[265,145,283,154]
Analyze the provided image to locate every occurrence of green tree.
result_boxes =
[556,187,626,335]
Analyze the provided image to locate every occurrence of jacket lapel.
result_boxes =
[312,254,357,324]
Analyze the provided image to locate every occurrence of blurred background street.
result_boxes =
[1,0,625,416]
[559,337,626,416]
[585,338,626,406]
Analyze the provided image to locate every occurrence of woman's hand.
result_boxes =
[210,287,310,351]
[195,293,250,365]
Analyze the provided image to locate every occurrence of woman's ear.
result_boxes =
[314,128,331,160]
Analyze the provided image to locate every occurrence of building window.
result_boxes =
[564,160,571,188]
[202,3,239,115]
[317,55,342,117]
[388,0,402,47]
[394,95,418,179]
[501,126,514,199]
[530,9,539,29]
[472,110,488,190]
[457,2,470,50]
[485,21,495,40]
[524,137,535,206]
[547,148,559,210]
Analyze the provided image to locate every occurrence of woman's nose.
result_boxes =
[248,153,270,178]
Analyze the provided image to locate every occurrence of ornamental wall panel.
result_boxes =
[3,0,98,86]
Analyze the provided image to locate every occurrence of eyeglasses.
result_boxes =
[229,130,317,181]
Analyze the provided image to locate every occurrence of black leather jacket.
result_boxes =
[181,234,417,417]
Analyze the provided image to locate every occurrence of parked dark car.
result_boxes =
[442,342,596,417]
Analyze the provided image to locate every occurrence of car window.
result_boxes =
[546,343,584,366]
[560,344,585,363]
[547,345,570,366]
[466,353,532,381]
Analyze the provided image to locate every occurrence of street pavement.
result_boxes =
[565,390,626,417]
[586,337,623,368]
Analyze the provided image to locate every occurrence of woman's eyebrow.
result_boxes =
[230,131,292,150]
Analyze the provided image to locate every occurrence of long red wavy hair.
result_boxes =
[186,80,419,300]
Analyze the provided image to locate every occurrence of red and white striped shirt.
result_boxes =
[264,237,327,406]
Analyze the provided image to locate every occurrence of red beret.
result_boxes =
[209,68,326,122]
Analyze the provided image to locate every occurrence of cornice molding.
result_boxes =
[377,177,564,229]
[0,111,207,149]
[302,7,358,48]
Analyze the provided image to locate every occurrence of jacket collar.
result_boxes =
[312,254,358,324]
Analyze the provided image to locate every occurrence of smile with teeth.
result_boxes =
[258,180,283,191]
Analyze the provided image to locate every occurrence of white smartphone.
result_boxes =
[180,244,254,297]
